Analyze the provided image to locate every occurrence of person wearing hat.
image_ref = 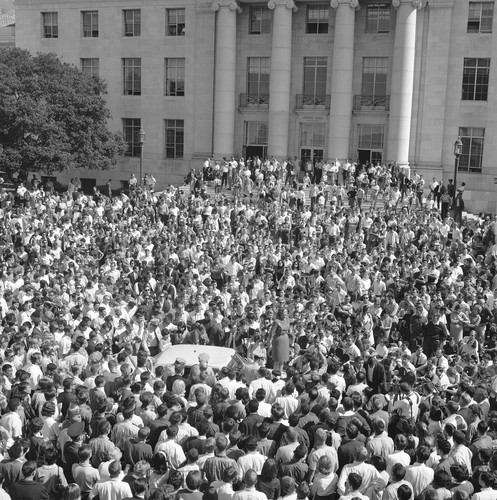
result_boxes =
[63,421,85,482]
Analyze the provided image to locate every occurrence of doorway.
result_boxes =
[358,149,382,165]
[245,145,267,161]
[300,148,324,166]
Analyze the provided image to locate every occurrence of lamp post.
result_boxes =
[453,136,463,204]
[138,126,145,186]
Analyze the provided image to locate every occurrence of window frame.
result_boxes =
[166,8,185,36]
[82,10,99,38]
[366,3,390,33]
[122,58,142,96]
[467,2,494,33]
[123,118,142,157]
[458,126,484,173]
[358,124,385,150]
[249,5,272,34]
[300,122,326,148]
[361,57,388,98]
[165,119,185,159]
[303,56,328,98]
[81,58,100,79]
[247,57,271,97]
[164,58,185,97]
[123,9,141,37]
[245,122,269,145]
[306,4,329,34]
[42,12,58,39]
[462,57,490,101]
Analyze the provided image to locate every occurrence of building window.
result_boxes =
[247,57,270,97]
[245,122,268,145]
[249,6,271,34]
[81,58,99,78]
[300,123,325,165]
[123,9,141,37]
[165,120,184,159]
[123,118,142,157]
[82,11,98,37]
[123,58,141,96]
[165,58,185,96]
[358,124,385,149]
[303,57,327,98]
[366,3,390,33]
[306,5,329,34]
[362,57,388,98]
[462,58,490,100]
[459,127,484,172]
[167,8,185,36]
[300,123,325,148]
[42,12,58,38]
[468,2,494,33]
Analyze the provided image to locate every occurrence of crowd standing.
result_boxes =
[0,157,495,500]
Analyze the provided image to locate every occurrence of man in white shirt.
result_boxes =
[404,446,434,498]
[0,398,22,447]
[233,470,268,500]
[237,436,266,479]
[248,368,275,402]
[386,434,411,476]
[383,464,413,500]
[473,472,497,500]
[154,425,186,469]
[89,460,132,500]
[337,447,385,496]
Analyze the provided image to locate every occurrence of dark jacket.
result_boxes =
[9,479,49,500]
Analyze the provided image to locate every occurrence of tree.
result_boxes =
[0,48,126,176]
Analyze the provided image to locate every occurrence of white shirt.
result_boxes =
[337,461,385,496]
[237,452,267,479]
[404,463,434,498]
[90,478,132,500]
[155,439,186,469]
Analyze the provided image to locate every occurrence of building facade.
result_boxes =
[13,0,497,211]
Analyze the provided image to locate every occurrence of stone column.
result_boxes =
[267,0,296,158]
[328,0,358,163]
[386,0,421,173]
[212,0,241,158]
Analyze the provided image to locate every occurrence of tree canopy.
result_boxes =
[0,48,126,175]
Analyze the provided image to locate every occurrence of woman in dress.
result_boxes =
[450,303,470,343]
[270,308,290,371]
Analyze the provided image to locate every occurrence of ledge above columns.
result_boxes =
[330,0,360,9]
[212,0,242,13]
[267,0,298,12]
[392,0,424,9]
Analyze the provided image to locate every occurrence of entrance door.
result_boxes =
[358,149,370,165]
[358,149,382,165]
[245,145,266,161]
[300,148,324,166]
[371,150,382,164]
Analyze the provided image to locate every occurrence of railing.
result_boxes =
[353,95,390,111]
[296,94,331,109]
[239,93,269,108]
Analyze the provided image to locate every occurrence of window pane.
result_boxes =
[167,8,185,36]
[458,126,484,172]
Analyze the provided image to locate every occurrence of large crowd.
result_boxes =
[0,157,496,500]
